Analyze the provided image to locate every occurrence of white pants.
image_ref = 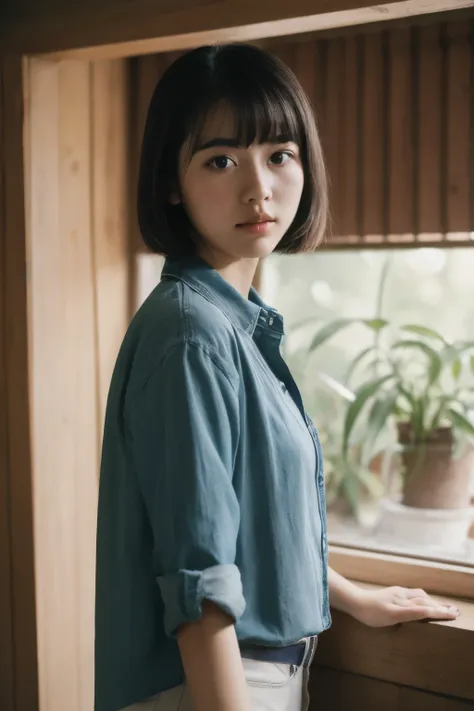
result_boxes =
[120,638,316,711]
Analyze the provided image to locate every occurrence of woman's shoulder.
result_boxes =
[122,278,240,386]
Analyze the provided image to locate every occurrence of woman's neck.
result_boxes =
[198,247,259,298]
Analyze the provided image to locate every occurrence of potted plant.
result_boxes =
[307,317,474,550]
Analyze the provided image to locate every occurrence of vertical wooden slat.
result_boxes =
[314,39,328,159]
[0,54,16,711]
[273,42,297,74]
[27,57,100,711]
[418,24,443,242]
[130,54,163,252]
[136,54,163,153]
[387,28,414,242]
[28,60,61,711]
[92,60,131,436]
[325,38,344,238]
[446,21,471,240]
[338,35,358,242]
[294,40,318,109]
[2,54,38,711]
[361,32,385,243]
[60,60,96,711]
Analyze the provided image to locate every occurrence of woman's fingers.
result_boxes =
[393,601,459,622]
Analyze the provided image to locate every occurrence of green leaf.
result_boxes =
[448,408,474,438]
[342,375,394,457]
[396,384,417,411]
[452,358,462,381]
[345,346,377,383]
[400,325,446,343]
[362,391,398,464]
[392,339,442,385]
[429,395,456,430]
[339,461,360,513]
[309,318,356,351]
[396,385,426,438]
[362,318,389,333]
[309,317,389,353]
[441,342,474,372]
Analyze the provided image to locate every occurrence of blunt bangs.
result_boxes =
[185,68,303,158]
[138,44,328,257]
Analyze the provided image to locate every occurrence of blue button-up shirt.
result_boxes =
[95,256,330,711]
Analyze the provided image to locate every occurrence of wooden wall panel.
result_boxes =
[310,667,474,710]
[23,56,131,711]
[0,54,39,711]
[0,55,15,711]
[313,609,474,702]
[293,40,318,109]
[131,16,474,250]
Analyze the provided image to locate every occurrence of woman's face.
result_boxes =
[174,105,305,262]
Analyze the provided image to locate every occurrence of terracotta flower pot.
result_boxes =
[397,422,473,510]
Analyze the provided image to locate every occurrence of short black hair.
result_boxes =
[137,43,328,257]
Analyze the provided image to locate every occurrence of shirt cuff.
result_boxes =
[157,563,246,638]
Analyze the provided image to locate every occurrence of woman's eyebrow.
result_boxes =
[194,135,293,153]
[195,138,239,152]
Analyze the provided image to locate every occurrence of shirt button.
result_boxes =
[268,317,274,326]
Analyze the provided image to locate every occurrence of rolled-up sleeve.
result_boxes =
[129,340,245,637]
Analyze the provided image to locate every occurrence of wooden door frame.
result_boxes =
[2,1,474,709]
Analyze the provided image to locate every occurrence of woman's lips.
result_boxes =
[236,220,275,235]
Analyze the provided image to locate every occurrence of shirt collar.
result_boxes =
[161,255,280,335]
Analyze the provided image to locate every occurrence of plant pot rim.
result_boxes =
[396,422,454,448]
[380,496,474,519]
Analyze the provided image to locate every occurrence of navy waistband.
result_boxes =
[239,636,318,668]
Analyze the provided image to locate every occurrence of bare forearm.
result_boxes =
[177,600,251,711]
[328,566,364,616]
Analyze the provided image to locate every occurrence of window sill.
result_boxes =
[329,544,474,600]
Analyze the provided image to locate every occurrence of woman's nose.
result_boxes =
[242,165,272,203]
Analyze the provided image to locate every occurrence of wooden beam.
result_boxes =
[1,0,473,60]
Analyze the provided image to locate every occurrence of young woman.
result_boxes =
[94,43,459,711]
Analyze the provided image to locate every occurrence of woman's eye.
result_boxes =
[270,151,292,165]
[207,155,234,170]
